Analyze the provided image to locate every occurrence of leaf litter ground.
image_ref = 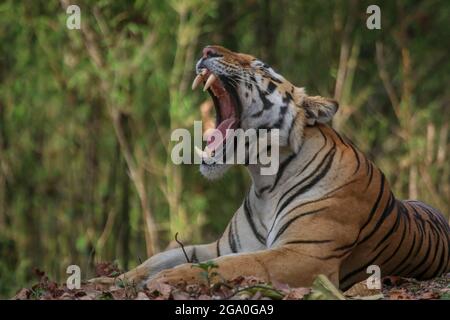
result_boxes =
[12,262,450,300]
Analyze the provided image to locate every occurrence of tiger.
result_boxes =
[91,45,450,291]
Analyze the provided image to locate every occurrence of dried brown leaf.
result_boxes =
[283,287,310,300]
[135,292,150,300]
[172,290,191,300]
[13,288,31,300]
[146,281,173,299]
[388,288,414,300]
[418,291,440,300]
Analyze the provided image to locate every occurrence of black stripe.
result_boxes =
[410,229,434,279]
[431,230,447,278]
[275,141,336,217]
[348,143,361,174]
[273,104,288,128]
[359,171,385,231]
[228,220,238,253]
[190,247,199,263]
[266,81,276,94]
[365,155,371,174]
[256,185,271,196]
[427,212,448,237]
[319,248,353,260]
[267,197,332,236]
[268,177,356,237]
[284,126,328,184]
[436,212,450,276]
[278,179,358,236]
[257,86,274,110]
[305,108,315,119]
[334,236,359,252]
[284,91,293,102]
[272,208,327,244]
[326,179,359,197]
[269,76,282,84]
[317,126,328,142]
[216,240,221,257]
[422,225,444,278]
[416,202,449,229]
[332,130,349,147]
[364,162,374,191]
[415,219,442,278]
[268,138,329,232]
[358,193,396,245]
[243,196,265,244]
[286,111,298,138]
[379,211,408,266]
[206,52,223,58]
[340,242,390,287]
[372,202,402,252]
[251,108,265,118]
[268,152,298,192]
[285,239,332,245]
[390,230,417,275]
[434,232,449,277]
[396,218,425,275]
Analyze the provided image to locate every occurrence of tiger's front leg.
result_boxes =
[89,242,219,286]
[147,245,341,288]
[147,206,361,288]
[90,201,265,287]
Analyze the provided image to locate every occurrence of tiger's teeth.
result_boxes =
[203,74,217,92]
[201,68,207,76]
[204,146,213,157]
[192,74,203,90]
[194,146,215,159]
[194,146,207,158]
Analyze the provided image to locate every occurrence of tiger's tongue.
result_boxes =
[206,118,237,151]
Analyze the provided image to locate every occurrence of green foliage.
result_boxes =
[192,260,219,287]
[305,275,346,300]
[234,284,285,300]
[98,292,114,300]
[0,0,448,298]
[440,290,450,300]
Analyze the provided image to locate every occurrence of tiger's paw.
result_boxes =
[88,274,141,287]
[88,276,118,287]
[146,263,205,287]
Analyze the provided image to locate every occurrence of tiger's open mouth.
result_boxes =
[192,68,241,158]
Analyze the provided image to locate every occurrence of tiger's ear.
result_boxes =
[302,96,339,126]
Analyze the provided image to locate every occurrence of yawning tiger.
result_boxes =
[92,45,449,290]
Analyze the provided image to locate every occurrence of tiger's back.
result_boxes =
[304,126,450,289]
[340,194,450,289]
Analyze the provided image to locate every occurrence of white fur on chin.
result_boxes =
[199,163,231,180]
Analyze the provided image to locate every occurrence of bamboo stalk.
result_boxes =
[60,0,160,256]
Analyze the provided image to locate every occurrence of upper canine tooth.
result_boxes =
[192,74,203,90]
[201,68,207,75]
[203,74,217,92]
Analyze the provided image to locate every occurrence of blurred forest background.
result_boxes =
[0,0,449,297]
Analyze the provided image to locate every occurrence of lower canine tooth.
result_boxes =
[194,146,207,158]
[192,74,203,90]
[203,74,217,91]
[204,146,214,158]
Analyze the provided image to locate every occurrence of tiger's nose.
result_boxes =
[202,47,216,58]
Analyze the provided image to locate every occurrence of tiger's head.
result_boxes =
[192,45,338,179]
